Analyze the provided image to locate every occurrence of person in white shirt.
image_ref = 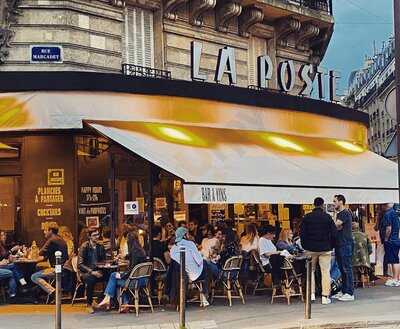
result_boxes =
[258,225,280,271]
[171,227,209,307]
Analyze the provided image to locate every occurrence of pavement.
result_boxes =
[1,284,400,329]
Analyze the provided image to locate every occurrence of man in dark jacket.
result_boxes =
[31,223,68,296]
[300,197,337,305]
[78,229,106,313]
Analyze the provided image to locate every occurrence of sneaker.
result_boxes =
[338,293,354,302]
[322,296,331,305]
[202,299,210,307]
[86,305,95,314]
[331,292,343,299]
[311,293,316,301]
[393,280,400,287]
[385,279,396,286]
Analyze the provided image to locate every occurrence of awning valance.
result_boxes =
[88,121,398,204]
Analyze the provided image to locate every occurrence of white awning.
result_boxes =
[88,121,399,204]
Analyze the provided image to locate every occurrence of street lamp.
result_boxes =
[393,0,400,202]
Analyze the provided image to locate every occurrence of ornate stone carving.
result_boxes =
[238,6,264,37]
[109,0,125,6]
[276,17,301,47]
[164,0,189,20]
[296,23,320,51]
[0,0,21,64]
[190,0,216,26]
[310,29,329,56]
[216,1,242,33]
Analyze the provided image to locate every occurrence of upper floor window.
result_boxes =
[124,6,154,68]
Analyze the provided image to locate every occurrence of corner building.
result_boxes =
[0,0,397,246]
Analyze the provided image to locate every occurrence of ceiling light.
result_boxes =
[335,141,364,153]
[267,136,304,152]
[158,127,192,142]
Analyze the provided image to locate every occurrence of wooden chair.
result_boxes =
[271,256,303,305]
[211,256,245,306]
[249,251,271,295]
[71,256,87,305]
[119,262,154,316]
[153,257,167,305]
[353,265,372,288]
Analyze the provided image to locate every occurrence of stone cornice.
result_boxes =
[190,0,217,26]
[216,1,242,33]
[164,0,189,20]
[296,22,320,51]
[0,0,21,64]
[276,16,301,47]
[238,6,264,37]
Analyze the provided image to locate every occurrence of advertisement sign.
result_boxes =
[124,201,139,215]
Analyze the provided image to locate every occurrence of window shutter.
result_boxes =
[125,6,154,67]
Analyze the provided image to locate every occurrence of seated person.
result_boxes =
[276,229,298,255]
[0,231,27,290]
[95,231,147,313]
[240,224,259,253]
[171,227,209,307]
[258,225,280,272]
[151,225,168,264]
[352,221,372,268]
[59,226,75,258]
[31,223,68,296]
[78,229,106,313]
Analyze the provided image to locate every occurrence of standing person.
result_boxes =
[78,229,107,313]
[381,203,400,286]
[300,197,337,305]
[31,223,68,297]
[332,194,355,301]
[170,227,209,307]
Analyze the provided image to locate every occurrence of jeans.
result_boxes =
[31,268,56,294]
[104,272,129,305]
[0,268,17,297]
[0,263,24,282]
[81,273,105,306]
[307,250,332,297]
[205,261,220,280]
[336,244,354,296]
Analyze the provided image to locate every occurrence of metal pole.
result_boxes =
[393,0,400,202]
[55,251,62,329]
[110,153,116,251]
[305,256,312,320]
[148,165,156,259]
[179,247,186,329]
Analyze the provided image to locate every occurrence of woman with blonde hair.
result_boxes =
[240,223,259,252]
[59,226,75,257]
[276,229,297,254]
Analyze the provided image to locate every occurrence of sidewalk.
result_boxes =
[1,284,400,329]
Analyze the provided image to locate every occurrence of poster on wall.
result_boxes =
[209,204,228,221]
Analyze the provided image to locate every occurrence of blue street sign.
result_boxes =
[31,46,63,63]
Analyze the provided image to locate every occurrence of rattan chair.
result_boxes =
[119,262,154,316]
[211,256,245,306]
[71,255,87,305]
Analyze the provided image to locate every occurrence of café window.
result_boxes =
[124,6,154,67]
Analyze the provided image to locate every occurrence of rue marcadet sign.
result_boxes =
[190,41,340,103]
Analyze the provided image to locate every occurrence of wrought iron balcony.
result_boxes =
[122,64,172,80]
[286,0,333,15]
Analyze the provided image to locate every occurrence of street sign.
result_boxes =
[124,201,139,215]
[31,45,63,63]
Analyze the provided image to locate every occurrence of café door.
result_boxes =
[0,176,20,232]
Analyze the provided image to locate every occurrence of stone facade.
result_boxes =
[0,0,333,91]
[345,37,396,157]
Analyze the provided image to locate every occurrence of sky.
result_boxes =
[322,0,394,94]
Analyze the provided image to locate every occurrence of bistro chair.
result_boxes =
[249,251,271,295]
[353,265,372,288]
[152,257,167,305]
[211,256,245,307]
[271,256,303,305]
[71,255,86,305]
[119,262,154,316]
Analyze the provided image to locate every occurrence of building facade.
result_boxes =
[1,0,333,91]
[345,37,397,157]
[1,0,396,248]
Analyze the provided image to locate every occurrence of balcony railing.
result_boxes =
[286,0,333,15]
[122,64,172,80]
